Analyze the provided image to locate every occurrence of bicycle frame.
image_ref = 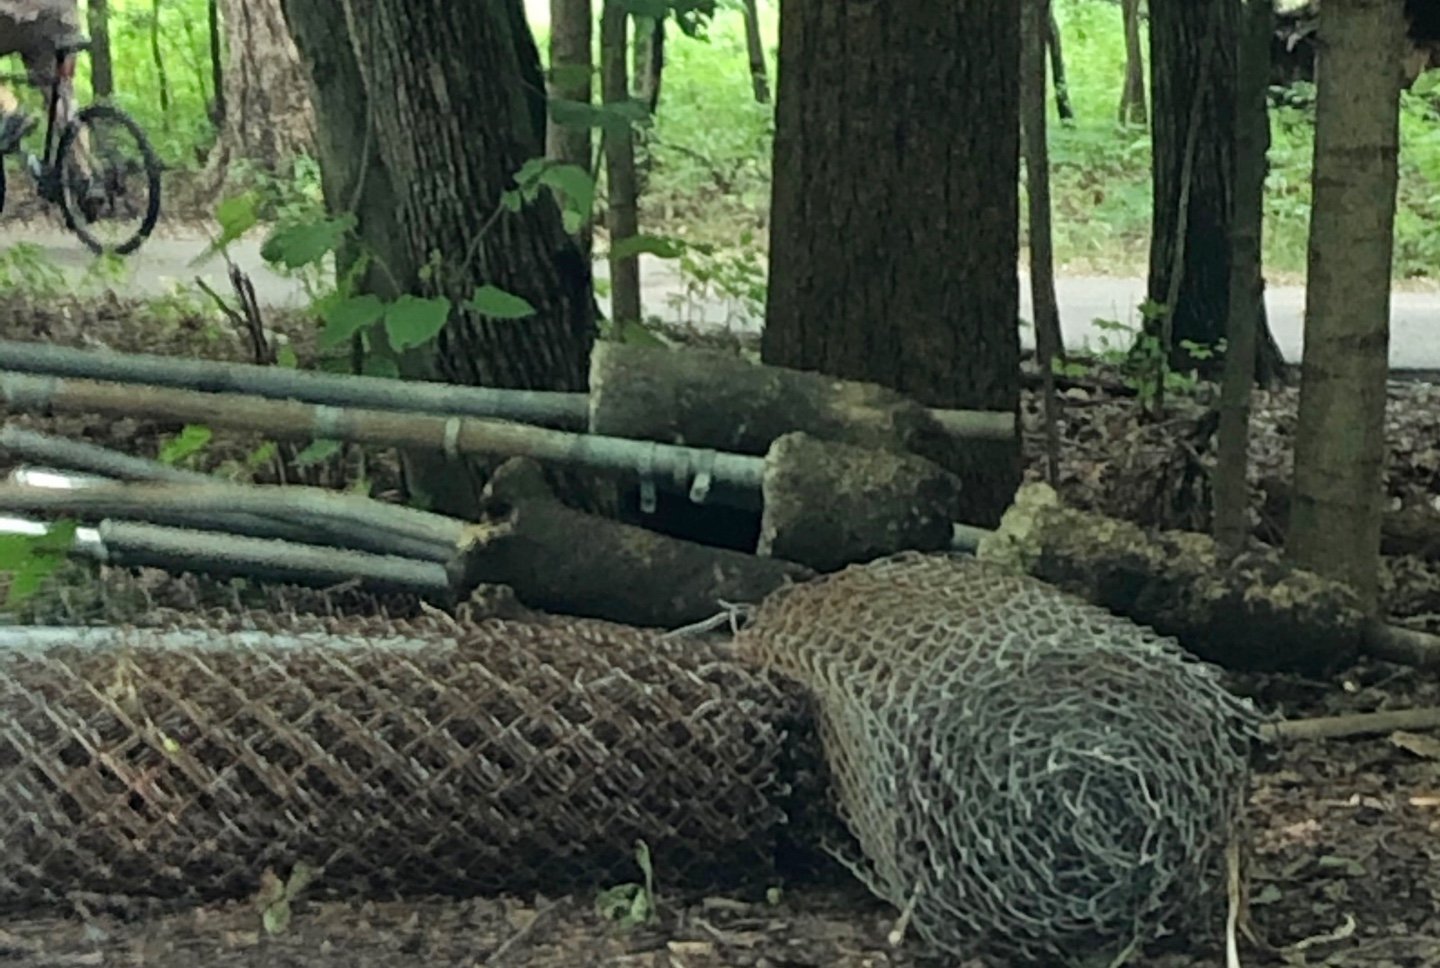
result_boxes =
[36,46,80,178]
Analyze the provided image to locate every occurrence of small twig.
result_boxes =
[486,899,559,966]
[886,882,923,948]
[1261,706,1440,742]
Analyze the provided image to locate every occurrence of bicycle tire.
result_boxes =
[56,103,162,256]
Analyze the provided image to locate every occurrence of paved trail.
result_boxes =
[7,227,1440,371]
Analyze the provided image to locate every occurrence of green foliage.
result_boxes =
[0,243,69,299]
[505,158,596,234]
[292,439,342,466]
[468,285,537,319]
[1057,309,1206,410]
[256,862,317,936]
[0,520,78,606]
[157,423,213,466]
[595,840,658,930]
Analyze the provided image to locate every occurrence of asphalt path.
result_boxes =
[5,226,1440,371]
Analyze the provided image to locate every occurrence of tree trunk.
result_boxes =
[88,0,113,99]
[1024,0,1064,486]
[1025,0,1059,486]
[1046,8,1073,122]
[280,0,598,517]
[1023,0,1064,365]
[602,1,642,327]
[150,0,170,118]
[1213,0,1273,553]
[546,0,593,170]
[209,0,315,181]
[1287,0,1405,613]
[547,0,594,255]
[208,0,224,125]
[631,14,664,114]
[1147,0,1284,384]
[763,0,1021,527]
[743,0,771,104]
[1119,0,1147,125]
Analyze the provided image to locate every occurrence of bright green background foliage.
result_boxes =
[5,0,1440,281]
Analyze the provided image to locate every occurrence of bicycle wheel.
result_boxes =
[56,104,162,256]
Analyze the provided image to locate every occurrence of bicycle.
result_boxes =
[0,36,162,255]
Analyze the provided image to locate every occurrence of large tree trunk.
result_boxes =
[210,0,315,181]
[1147,0,1284,384]
[1287,0,1405,613]
[281,0,598,517]
[1213,0,1273,554]
[762,0,1021,527]
[87,0,113,99]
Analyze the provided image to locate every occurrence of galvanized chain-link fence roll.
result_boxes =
[0,614,815,911]
[734,552,1261,965]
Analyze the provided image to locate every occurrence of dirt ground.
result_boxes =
[5,294,1440,966]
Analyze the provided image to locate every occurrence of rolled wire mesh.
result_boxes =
[734,552,1260,964]
[0,613,810,911]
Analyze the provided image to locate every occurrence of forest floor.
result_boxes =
[4,257,1440,966]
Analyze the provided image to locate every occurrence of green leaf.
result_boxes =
[384,295,452,350]
[244,441,279,471]
[0,520,77,606]
[274,344,299,369]
[293,439,342,467]
[158,424,213,466]
[610,234,685,261]
[285,862,317,897]
[189,192,259,266]
[361,354,400,380]
[319,294,386,348]
[467,285,536,320]
[615,320,668,347]
[262,898,291,936]
[261,214,356,269]
[217,192,259,242]
[538,163,595,231]
[549,97,650,134]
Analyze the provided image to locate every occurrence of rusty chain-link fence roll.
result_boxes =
[0,614,814,911]
[734,552,1261,965]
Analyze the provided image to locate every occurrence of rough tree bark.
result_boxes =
[1148,0,1284,383]
[763,0,1021,527]
[1288,0,1405,613]
[280,0,597,517]
[210,0,315,180]
[1214,0,1273,553]
[1119,0,1146,125]
[87,0,112,98]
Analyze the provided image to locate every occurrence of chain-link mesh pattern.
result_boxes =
[734,552,1260,964]
[0,614,811,910]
